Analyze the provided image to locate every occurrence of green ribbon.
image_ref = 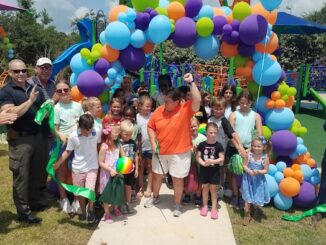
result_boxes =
[281,204,326,222]
[35,100,96,201]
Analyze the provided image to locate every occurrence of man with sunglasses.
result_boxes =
[0,59,49,224]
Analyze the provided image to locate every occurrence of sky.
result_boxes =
[4,0,326,33]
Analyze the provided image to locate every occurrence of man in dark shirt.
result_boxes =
[0,59,48,224]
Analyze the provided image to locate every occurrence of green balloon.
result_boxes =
[277,83,288,95]
[262,126,272,140]
[98,91,110,104]
[80,48,91,59]
[233,2,251,22]
[247,82,261,99]
[172,0,186,5]
[287,87,297,96]
[131,0,159,12]
[155,7,168,16]
[196,17,214,37]
[234,55,248,68]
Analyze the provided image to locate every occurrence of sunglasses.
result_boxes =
[12,69,27,74]
[56,88,70,94]
[38,66,52,71]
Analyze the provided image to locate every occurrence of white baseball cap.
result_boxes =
[36,57,52,66]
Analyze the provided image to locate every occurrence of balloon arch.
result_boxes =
[68,0,320,211]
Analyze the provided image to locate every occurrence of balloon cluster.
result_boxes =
[0,26,15,59]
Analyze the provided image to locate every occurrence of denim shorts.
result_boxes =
[142,150,153,160]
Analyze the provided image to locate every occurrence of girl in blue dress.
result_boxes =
[241,136,271,226]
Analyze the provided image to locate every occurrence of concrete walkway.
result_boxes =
[88,184,236,245]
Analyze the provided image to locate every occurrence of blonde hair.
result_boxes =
[82,97,101,112]
[211,96,227,109]
[120,119,134,133]
[190,116,199,125]
[138,95,152,107]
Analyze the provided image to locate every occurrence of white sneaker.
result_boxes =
[59,198,73,213]
[72,199,82,214]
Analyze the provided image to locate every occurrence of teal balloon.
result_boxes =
[198,5,214,19]
[265,174,279,198]
[131,29,146,48]
[148,15,171,44]
[105,21,131,50]
[261,0,282,11]
[253,57,282,86]
[194,35,219,60]
[70,53,93,76]
[265,108,295,131]
[273,193,293,210]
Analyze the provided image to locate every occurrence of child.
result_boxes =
[136,95,153,198]
[183,117,207,206]
[98,124,124,223]
[120,120,139,213]
[220,84,237,119]
[194,91,209,124]
[196,123,225,219]
[82,97,103,132]
[102,98,123,128]
[241,136,271,226]
[54,114,101,223]
[54,79,84,213]
[229,90,263,209]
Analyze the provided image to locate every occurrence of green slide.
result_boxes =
[309,88,326,115]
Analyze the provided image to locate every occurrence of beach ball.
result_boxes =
[116,157,134,174]
[279,177,300,197]
[198,123,207,135]
[273,193,293,210]
[293,181,316,208]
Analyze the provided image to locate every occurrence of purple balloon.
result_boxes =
[221,33,231,43]
[135,13,148,31]
[273,48,282,56]
[238,42,255,57]
[185,0,203,18]
[231,20,241,31]
[145,8,153,14]
[293,181,316,208]
[229,31,239,44]
[94,58,111,75]
[277,69,286,83]
[239,15,268,45]
[270,130,297,156]
[77,70,105,97]
[263,83,279,97]
[172,17,197,48]
[150,10,158,19]
[223,24,232,35]
[119,46,145,71]
[213,15,228,35]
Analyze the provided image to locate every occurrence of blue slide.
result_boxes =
[51,18,93,78]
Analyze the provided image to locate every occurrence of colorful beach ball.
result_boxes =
[116,157,134,174]
[198,123,207,135]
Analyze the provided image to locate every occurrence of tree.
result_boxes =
[38,8,53,26]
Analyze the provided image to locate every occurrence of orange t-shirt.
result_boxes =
[147,100,195,155]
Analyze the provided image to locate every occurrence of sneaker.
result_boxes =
[59,198,73,213]
[194,196,202,207]
[231,197,239,209]
[87,208,95,223]
[173,204,182,217]
[211,209,218,219]
[114,207,123,217]
[144,196,160,208]
[71,200,82,215]
[121,203,135,214]
[200,206,208,217]
[101,214,113,224]
[182,194,191,205]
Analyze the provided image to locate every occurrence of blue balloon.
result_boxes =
[253,57,282,86]
[276,161,287,172]
[261,0,282,11]
[194,35,220,60]
[265,108,295,131]
[311,168,320,177]
[300,164,312,181]
[296,137,304,145]
[130,29,146,48]
[118,12,128,22]
[310,176,320,185]
[252,51,263,62]
[273,193,293,210]
[296,144,307,155]
[70,53,93,76]
[99,31,106,45]
[101,104,108,114]
[159,0,169,8]
[127,21,136,32]
[265,174,279,198]
[107,68,118,79]
[274,172,284,183]
[126,9,137,21]
[104,77,114,88]
[221,6,232,16]
[198,5,214,19]
[255,96,269,115]
[105,21,131,50]
[69,73,77,86]
[111,61,124,73]
[268,164,277,176]
[148,15,171,44]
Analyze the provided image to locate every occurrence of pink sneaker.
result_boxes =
[102,214,113,224]
[211,209,218,220]
[200,206,208,216]
[114,207,123,217]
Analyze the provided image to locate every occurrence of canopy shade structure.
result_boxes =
[0,0,26,11]
[274,12,326,35]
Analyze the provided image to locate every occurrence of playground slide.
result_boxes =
[309,88,326,113]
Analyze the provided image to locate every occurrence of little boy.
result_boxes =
[54,114,101,223]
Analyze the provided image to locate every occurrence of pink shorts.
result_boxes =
[72,169,98,191]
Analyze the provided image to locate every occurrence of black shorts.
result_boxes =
[123,170,136,186]
[199,166,220,185]
[225,145,238,161]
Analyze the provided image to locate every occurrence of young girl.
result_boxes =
[196,123,224,219]
[220,84,237,119]
[82,97,103,132]
[241,136,271,226]
[136,95,153,198]
[229,90,263,209]
[98,125,124,223]
[102,98,123,128]
[54,79,84,213]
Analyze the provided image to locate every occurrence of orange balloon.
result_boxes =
[265,99,275,109]
[251,3,278,25]
[246,60,254,68]
[293,170,304,183]
[71,86,84,102]
[285,96,294,108]
[306,152,311,158]
[142,42,155,54]
[167,2,185,21]
[279,177,300,197]
[297,154,308,164]
[108,5,129,22]
[307,158,316,168]
[101,45,119,62]
[213,7,226,17]
[220,42,238,58]
[283,167,294,178]
[291,164,301,171]
[256,33,279,53]
[274,99,285,109]
[242,66,252,80]
[226,13,234,24]
[271,91,281,101]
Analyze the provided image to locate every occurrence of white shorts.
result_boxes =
[152,151,191,178]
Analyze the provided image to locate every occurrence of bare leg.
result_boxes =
[138,160,144,196]
[210,184,218,210]
[57,160,68,199]
[78,196,86,216]
[145,159,153,195]
[152,172,163,198]
[125,185,132,203]
[103,203,110,216]
[231,174,239,197]
[202,184,209,207]
[171,177,184,205]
